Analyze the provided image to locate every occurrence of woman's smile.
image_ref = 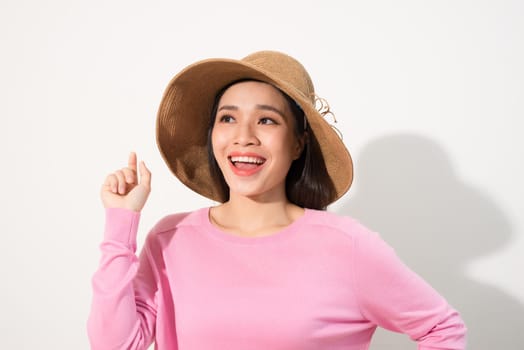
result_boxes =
[228,152,267,176]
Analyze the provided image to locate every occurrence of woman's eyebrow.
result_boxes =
[256,104,285,118]
[218,104,286,118]
[218,105,238,111]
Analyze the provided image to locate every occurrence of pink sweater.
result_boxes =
[87,207,466,349]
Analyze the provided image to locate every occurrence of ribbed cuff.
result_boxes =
[104,207,141,251]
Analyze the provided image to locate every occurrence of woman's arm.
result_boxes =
[87,153,156,349]
[352,230,467,349]
[87,208,157,350]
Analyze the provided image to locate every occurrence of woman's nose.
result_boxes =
[234,123,260,146]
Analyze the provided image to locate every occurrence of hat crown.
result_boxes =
[242,51,315,103]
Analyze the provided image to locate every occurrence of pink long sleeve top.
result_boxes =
[87,207,466,349]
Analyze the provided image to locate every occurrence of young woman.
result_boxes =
[88,51,467,349]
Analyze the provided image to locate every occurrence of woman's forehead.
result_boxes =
[221,81,284,101]
[218,81,291,113]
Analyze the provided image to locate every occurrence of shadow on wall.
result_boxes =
[338,133,522,350]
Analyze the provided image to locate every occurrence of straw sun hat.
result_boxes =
[156,50,353,204]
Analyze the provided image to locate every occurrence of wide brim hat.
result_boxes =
[157,50,353,204]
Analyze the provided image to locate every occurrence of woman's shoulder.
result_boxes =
[148,207,208,235]
[306,209,394,257]
[306,209,366,231]
[305,209,381,242]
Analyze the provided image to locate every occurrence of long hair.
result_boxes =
[206,80,337,210]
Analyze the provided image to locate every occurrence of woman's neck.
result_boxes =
[210,195,304,237]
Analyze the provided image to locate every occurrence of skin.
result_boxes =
[209,81,305,237]
[101,152,151,212]
[102,81,304,237]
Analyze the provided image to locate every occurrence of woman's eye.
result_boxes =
[219,115,235,123]
[259,117,277,125]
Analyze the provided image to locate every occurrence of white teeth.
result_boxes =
[230,156,265,164]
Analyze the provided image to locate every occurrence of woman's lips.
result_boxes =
[228,153,266,176]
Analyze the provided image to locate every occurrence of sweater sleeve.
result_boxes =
[87,208,158,350]
[352,230,467,349]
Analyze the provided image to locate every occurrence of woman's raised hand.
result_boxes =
[101,152,152,212]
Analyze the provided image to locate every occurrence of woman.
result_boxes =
[88,51,467,349]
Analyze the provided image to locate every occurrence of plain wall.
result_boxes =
[1,1,522,349]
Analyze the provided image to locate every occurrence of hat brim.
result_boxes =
[157,57,353,204]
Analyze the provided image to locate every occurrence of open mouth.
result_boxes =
[229,155,266,170]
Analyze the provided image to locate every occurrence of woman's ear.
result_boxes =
[293,131,308,160]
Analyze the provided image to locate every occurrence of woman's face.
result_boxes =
[211,81,303,202]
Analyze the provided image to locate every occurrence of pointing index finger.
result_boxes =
[128,152,137,172]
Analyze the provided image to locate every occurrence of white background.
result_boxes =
[1,0,523,349]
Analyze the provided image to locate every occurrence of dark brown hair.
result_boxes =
[206,80,336,210]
